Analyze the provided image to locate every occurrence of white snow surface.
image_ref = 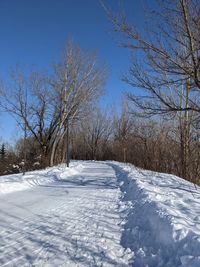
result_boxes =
[0,161,200,266]
[112,162,200,267]
[0,162,83,195]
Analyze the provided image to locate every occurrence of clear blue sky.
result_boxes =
[0,0,149,143]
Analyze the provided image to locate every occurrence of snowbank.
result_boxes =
[110,162,200,267]
[0,161,84,195]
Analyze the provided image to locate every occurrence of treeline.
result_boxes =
[70,104,200,185]
[72,0,200,184]
[1,101,200,184]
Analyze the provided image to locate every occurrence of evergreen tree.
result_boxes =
[0,143,6,161]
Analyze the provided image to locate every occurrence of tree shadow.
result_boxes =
[0,203,122,266]
[38,173,118,190]
[0,163,125,266]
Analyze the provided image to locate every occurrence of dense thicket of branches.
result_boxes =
[1,104,200,184]
[69,107,200,184]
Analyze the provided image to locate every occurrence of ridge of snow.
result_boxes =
[110,161,200,267]
[0,161,84,195]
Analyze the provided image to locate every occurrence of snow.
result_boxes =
[111,162,200,267]
[0,160,200,266]
[0,162,133,266]
[0,161,83,195]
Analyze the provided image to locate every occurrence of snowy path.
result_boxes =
[1,161,200,266]
[0,162,132,267]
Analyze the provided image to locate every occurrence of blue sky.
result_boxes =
[0,0,148,143]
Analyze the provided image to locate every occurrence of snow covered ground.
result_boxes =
[0,161,200,266]
[0,161,83,195]
[111,162,200,267]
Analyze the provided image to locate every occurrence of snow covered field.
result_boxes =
[0,161,200,266]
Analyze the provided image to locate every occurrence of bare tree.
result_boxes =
[113,100,133,162]
[105,0,200,179]
[0,41,107,167]
[49,41,108,166]
[0,69,59,167]
[103,0,200,113]
[77,108,112,160]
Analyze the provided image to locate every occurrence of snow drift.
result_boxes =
[0,161,84,195]
[111,162,200,267]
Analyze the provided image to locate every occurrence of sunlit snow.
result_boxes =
[0,161,200,266]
